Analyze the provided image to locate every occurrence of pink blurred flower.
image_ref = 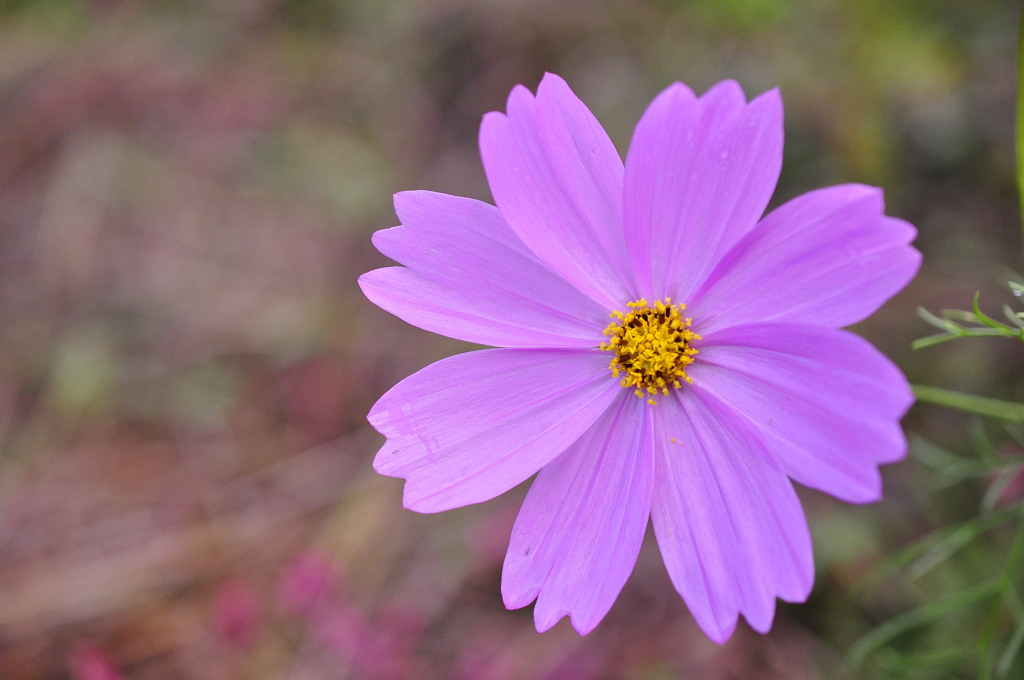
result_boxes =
[212,578,262,649]
[989,446,1024,507]
[313,602,420,680]
[68,644,123,680]
[277,549,338,615]
[997,466,1024,506]
[360,74,920,642]
[312,602,366,658]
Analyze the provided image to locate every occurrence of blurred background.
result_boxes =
[0,0,1021,678]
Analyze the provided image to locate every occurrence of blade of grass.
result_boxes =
[872,647,974,671]
[997,586,1024,678]
[998,619,1024,678]
[848,577,1002,669]
[1003,305,1024,329]
[857,506,1018,594]
[914,385,1024,422]
[978,503,1024,680]
[874,646,974,673]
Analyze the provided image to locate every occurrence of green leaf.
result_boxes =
[912,332,960,350]
[974,292,1009,331]
[1003,305,1024,330]
[917,306,963,333]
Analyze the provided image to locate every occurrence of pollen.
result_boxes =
[599,298,701,405]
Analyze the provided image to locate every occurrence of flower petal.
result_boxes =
[691,322,912,503]
[369,348,618,513]
[623,81,783,301]
[361,191,607,347]
[479,73,631,309]
[690,185,921,333]
[502,394,653,635]
[652,388,814,644]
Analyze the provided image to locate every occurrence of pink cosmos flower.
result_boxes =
[359,73,920,643]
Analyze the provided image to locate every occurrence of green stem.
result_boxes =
[913,385,1024,422]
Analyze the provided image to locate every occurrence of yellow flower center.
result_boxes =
[599,298,701,405]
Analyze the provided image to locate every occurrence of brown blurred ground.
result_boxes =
[0,0,1020,678]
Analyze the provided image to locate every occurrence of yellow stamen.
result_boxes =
[599,297,700,405]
